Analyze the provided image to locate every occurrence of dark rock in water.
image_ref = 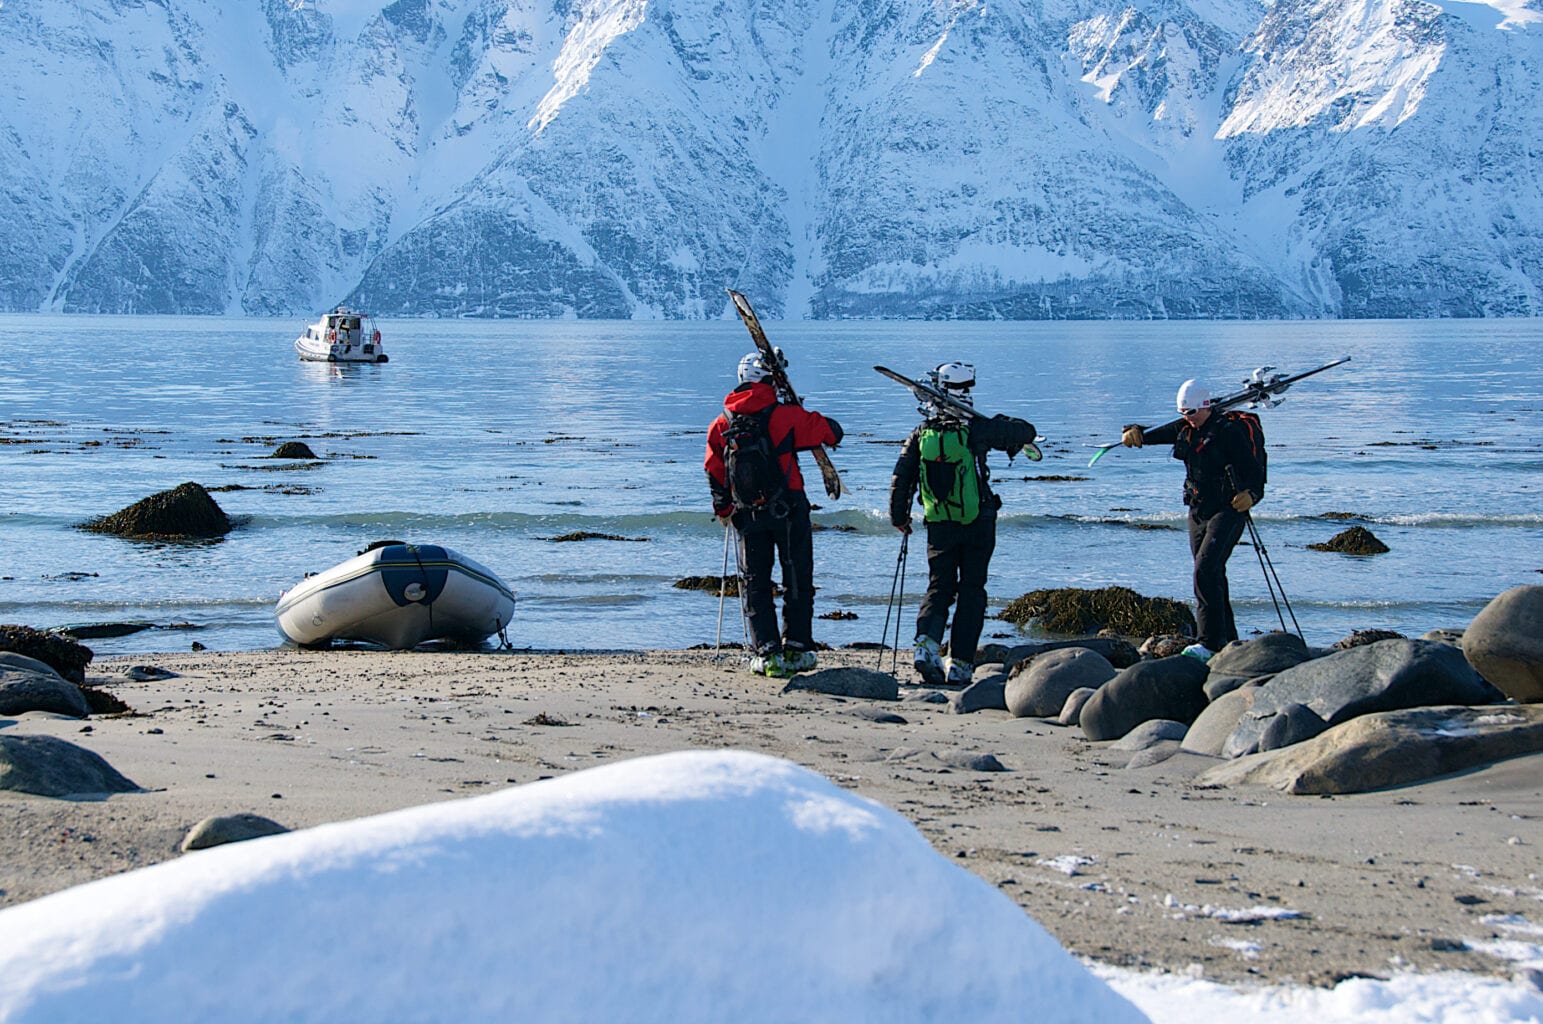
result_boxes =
[81,482,232,540]
[1308,526,1389,554]
[1005,647,1117,718]
[675,575,739,595]
[998,586,1195,638]
[1000,637,1141,672]
[1224,639,1505,758]
[1332,629,1406,650]
[545,532,648,543]
[1183,686,1259,756]
[0,625,93,683]
[1207,632,1312,678]
[1080,655,1211,741]
[1196,705,1543,795]
[0,655,90,717]
[949,674,1007,714]
[819,610,858,620]
[1463,585,1543,703]
[181,813,291,852]
[1259,702,1330,752]
[0,734,140,796]
[1111,719,1188,750]
[52,621,155,640]
[270,441,318,459]
[1057,687,1097,726]
[782,668,898,701]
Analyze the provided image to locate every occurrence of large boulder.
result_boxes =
[0,625,93,683]
[0,655,90,717]
[81,482,232,539]
[782,668,898,701]
[1205,632,1311,679]
[1196,705,1543,795]
[0,735,140,797]
[1224,639,1504,758]
[1462,586,1543,703]
[949,673,1008,715]
[999,637,1140,672]
[1258,702,1329,752]
[1182,685,1259,756]
[1079,655,1210,741]
[1005,648,1117,718]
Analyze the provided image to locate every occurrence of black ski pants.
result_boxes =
[734,493,814,655]
[915,512,996,665]
[1188,506,1248,651]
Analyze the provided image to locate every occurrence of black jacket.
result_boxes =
[1145,412,1265,517]
[889,414,1037,527]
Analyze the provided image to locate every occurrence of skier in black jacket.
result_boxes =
[888,362,1038,686]
[1122,378,1266,661]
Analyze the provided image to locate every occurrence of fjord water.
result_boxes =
[0,315,1538,657]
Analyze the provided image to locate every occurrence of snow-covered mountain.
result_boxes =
[1,0,1539,318]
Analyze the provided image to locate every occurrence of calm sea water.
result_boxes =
[1,314,1539,657]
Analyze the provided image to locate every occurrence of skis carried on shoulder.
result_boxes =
[1086,356,1352,467]
[873,365,1044,462]
[726,289,844,500]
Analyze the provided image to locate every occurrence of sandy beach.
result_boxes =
[2,646,1540,989]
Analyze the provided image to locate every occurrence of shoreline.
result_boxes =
[2,647,1540,988]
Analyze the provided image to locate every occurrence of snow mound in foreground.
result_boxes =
[0,750,1144,1023]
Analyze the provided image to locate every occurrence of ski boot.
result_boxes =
[912,635,945,686]
[944,657,974,686]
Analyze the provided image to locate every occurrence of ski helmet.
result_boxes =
[737,348,787,384]
[935,362,976,391]
[1176,379,1212,413]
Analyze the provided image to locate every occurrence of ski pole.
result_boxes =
[877,531,909,671]
[715,520,731,656]
[892,532,909,675]
[1244,513,1302,638]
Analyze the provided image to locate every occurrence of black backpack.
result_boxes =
[1223,410,1268,486]
[723,407,789,513]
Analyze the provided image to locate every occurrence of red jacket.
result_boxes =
[705,381,843,516]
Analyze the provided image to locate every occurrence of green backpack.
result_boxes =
[918,424,981,524]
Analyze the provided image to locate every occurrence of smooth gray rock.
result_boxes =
[1224,639,1504,759]
[1057,687,1097,727]
[885,748,1007,772]
[181,813,291,852]
[1196,705,1543,795]
[850,706,909,724]
[1080,655,1211,741]
[1258,702,1330,752]
[782,668,898,701]
[1183,686,1258,756]
[1005,648,1117,718]
[0,660,90,718]
[1421,628,1465,647]
[903,689,949,704]
[1206,632,1312,678]
[1125,741,1182,769]
[1204,673,1255,700]
[0,735,139,796]
[1463,586,1543,703]
[1000,637,1141,672]
[949,673,1008,714]
[1111,719,1188,750]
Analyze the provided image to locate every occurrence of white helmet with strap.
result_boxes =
[737,348,788,384]
[1176,378,1213,413]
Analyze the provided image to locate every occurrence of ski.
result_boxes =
[873,365,1043,462]
[726,289,844,500]
[1086,356,1352,467]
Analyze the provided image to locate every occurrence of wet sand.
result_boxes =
[2,648,1540,987]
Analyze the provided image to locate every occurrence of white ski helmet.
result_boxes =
[1176,378,1212,413]
[935,361,976,391]
[737,348,787,384]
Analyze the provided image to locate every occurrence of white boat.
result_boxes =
[294,307,388,363]
[276,543,515,649]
